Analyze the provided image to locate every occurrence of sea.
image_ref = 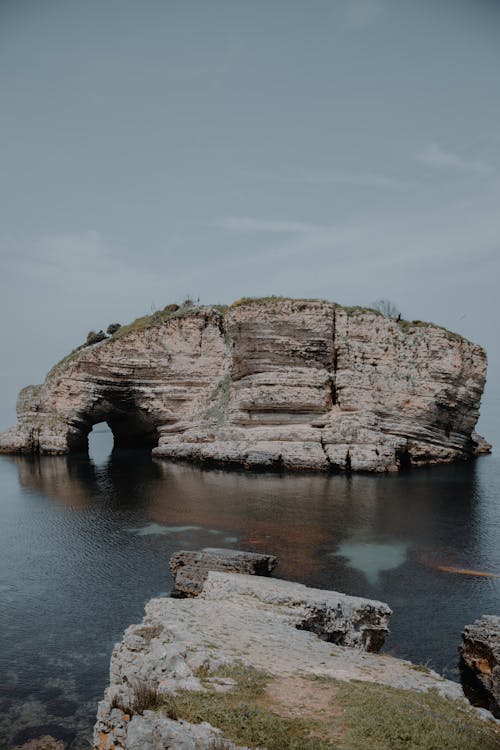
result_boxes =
[0,380,498,748]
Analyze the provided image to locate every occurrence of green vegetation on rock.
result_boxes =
[45,296,467,381]
[119,664,499,750]
[336,679,499,750]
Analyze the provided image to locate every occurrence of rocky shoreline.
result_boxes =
[0,297,491,473]
[88,550,498,750]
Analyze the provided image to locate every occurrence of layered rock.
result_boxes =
[170,548,278,597]
[0,298,490,472]
[460,615,500,718]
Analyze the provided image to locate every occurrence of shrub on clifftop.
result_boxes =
[85,330,107,346]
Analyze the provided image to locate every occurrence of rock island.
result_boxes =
[0,297,490,472]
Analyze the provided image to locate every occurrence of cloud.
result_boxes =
[417,143,490,174]
[217,217,321,233]
[244,169,411,190]
[294,169,412,189]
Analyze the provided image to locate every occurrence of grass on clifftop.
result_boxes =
[123,664,499,750]
[46,297,466,381]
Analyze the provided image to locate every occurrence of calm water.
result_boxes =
[1,428,499,748]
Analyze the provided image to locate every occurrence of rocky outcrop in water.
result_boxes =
[460,615,500,718]
[170,548,278,597]
[0,298,490,472]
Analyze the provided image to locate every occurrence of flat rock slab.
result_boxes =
[460,615,500,718]
[202,572,392,652]
[169,547,278,597]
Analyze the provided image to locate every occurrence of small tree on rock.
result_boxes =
[106,323,121,335]
[372,299,401,320]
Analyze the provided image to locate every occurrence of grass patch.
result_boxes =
[110,679,176,717]
[157,663,333,749]
[113,665,499,750]
[336,680,499,750]
[110,303,210,341]
[228,296,331,310]
[342,305,383,317]
[396,318,463,341]
[44,297,468,382]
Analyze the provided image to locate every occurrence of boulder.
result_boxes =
[460,615,500,717]
[169,547,278,597]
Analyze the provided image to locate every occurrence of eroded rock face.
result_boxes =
[170,547,278,597]
[460,615,500,718]
[0,299,490,472]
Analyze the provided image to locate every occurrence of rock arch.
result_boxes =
[69,390,160,452]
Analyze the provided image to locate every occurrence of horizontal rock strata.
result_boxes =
[460,615,500,718]
[170,547,278,597]
[0,298,490,472]
[93,572,472,749]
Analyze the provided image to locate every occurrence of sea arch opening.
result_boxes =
[88,422,114,462]
[70,390,160,454]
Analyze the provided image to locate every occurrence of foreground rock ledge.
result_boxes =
[92,572,484,750]
[0,298,491,472]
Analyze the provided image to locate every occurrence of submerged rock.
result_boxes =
[0,298,490,472]
[460,615,500,718]
[170,547,278,597]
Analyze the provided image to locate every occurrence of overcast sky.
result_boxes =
[0,0,498,441]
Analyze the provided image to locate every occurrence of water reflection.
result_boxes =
[9,445,497,591]
[332,541,410,586]
[2,443,499,747]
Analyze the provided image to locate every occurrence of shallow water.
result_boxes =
[1,429,499,747]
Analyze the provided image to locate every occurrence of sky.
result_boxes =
[0,0,499,442]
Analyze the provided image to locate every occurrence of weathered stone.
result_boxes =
[0,299,490,471]
[201,572,391,652]
[93,571,479,749]
[124,714,246,750]
[170,547,278,597]
[460,615,500,718]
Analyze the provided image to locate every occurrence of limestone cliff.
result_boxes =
[0,298,490,472]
